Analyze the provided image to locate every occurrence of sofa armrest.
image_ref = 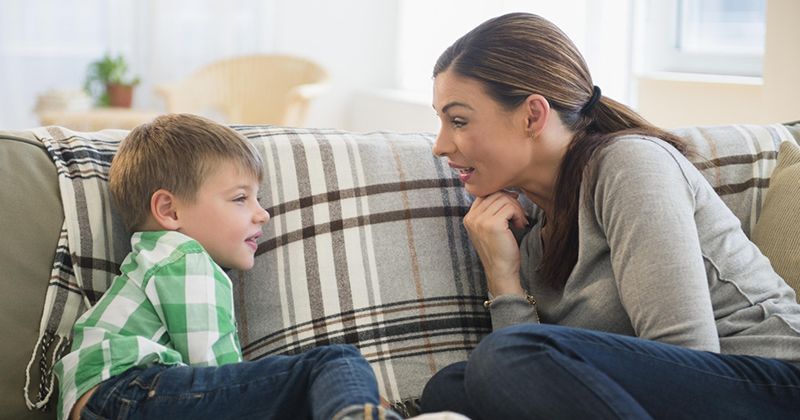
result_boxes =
[0,132,63,419]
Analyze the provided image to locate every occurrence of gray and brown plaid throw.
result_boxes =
[228,126,487,414]
[25,123,800,415]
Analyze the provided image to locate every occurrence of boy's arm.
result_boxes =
[145,252,242,366]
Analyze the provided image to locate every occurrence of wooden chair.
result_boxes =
[156,54,328,127]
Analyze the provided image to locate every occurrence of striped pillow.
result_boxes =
[229,126,488,415]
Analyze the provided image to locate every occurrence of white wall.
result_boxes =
[350,0,634,133]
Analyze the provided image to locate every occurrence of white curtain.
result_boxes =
[0,0,274,129]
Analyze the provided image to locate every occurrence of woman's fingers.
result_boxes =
[467,191,528,230]
[463,191,528,295]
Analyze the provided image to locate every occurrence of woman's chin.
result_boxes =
[465,184,499,198]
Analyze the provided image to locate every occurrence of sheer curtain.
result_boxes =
[0,0,274,129]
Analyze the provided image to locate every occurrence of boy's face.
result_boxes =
[174,161,269,270]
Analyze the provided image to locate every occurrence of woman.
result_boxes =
[420,12,800,420]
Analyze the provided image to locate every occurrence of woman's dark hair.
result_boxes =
[434,12,687,289]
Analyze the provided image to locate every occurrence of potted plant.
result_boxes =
[84,53,141,107]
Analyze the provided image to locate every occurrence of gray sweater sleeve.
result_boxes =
[591,139,719,351]
[488,293,540,330]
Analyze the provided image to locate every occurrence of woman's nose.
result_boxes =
[432,131,454,157]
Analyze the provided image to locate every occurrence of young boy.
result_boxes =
[53,114,399,420]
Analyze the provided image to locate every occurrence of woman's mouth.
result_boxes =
[457,167,475,182]
[449,163,475,183]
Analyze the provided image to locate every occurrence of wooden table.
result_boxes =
[38,108,161,131]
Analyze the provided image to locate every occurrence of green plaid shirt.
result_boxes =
[53,230,242,420]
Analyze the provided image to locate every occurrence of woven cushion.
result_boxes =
[752,140,800,299]
[228,126,488,414]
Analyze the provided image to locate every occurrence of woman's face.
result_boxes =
[432,70,534,197]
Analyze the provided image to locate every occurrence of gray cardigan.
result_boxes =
[489,136,800,366]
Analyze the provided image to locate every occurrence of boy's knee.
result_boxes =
[331,343,362,357]
[310,343,363,362]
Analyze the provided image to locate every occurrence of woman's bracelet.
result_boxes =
[483,290,540,323]
[483,290,536,308]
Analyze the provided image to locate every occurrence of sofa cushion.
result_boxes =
[229,126,488,415]
[752,140,800,299]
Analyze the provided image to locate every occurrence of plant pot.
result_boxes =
[106,83,134,108]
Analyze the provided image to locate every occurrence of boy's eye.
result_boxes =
[234,195,247,202]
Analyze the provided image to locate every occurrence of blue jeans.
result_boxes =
[80,344,392,420]
[420,324,800,419]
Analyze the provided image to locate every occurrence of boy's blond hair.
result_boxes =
[109,113,264,232]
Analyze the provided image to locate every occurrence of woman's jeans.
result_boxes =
[420,324,800,419]
[80,344,386,420]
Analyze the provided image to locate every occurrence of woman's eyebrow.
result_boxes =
[434,101,473,114]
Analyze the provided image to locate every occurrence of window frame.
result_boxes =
[640,0,764,77]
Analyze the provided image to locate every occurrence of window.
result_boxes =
[639,0,766,77]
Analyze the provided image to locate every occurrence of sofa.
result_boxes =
[2,121,799,419]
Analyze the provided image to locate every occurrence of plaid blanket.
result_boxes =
[228,126,486,415]
[24,127,128,410]
[25,122,800,415]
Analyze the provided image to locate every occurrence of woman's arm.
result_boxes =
[464,191,529,297]
[463,191,540,328]
[593,138,719,352]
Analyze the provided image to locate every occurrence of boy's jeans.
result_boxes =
[420,323,800,419]
[79,344,390,420]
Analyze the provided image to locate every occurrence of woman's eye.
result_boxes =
[451,118,466,128]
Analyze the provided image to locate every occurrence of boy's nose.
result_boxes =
[256,207,270,225]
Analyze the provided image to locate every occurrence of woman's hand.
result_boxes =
[464,191,528,297]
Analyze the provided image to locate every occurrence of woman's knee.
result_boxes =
[423,362,466,395]
[466,324,569,383]
[471,324,550,360]
[420,362,468,413]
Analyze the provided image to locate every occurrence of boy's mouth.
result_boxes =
[245,232,262,252]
